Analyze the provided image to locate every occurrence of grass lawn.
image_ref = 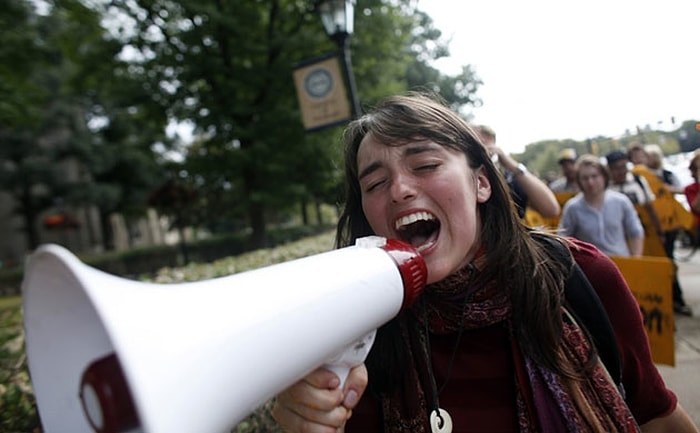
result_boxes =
[1,295,39,432]
[0,296,21,310]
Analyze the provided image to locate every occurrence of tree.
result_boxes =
[0,0,170,251]
[678,120,700,153]
[95,0,483,248]
[0,1,91,249]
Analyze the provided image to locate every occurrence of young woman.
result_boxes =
[262,94,697,433]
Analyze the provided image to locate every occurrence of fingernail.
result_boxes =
[344,390,359,408]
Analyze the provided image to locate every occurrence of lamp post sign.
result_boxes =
[293,54,351,132]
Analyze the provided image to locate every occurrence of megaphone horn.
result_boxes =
[22,236,427,433]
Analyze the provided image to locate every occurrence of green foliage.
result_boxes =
[515,128,694,180]
[678,120,700,152]
[152,229,335,282]
[0,1,47,128]
[99,0,482,247]
[0,301,40,432]
[2,0,483,253]
[0,0,168,251]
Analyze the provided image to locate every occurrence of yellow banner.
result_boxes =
[632,165,696,232]
[611,255,675,366]
[532,191,577,229]
[526,185,677,365]
[293,55,351,131]
[634,204,667,257]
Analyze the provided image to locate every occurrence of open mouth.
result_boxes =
[394,211,440,252]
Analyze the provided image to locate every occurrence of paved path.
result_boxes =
[657,245,700,426]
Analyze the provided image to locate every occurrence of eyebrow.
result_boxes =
[358,143,440,181]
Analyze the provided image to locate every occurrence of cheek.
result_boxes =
[361,197,388,235]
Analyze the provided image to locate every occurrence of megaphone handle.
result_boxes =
[322,330,376,389]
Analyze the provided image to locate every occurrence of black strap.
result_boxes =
[564,261,624,397]
[632,173,651,203]
[534,234,624,396]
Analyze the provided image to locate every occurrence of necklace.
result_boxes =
[422,263,475,433]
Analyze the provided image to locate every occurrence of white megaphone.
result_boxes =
[22,236,427,433]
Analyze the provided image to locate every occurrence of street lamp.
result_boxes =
[316,0,361,119]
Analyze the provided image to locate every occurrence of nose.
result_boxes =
[390,173,417,203]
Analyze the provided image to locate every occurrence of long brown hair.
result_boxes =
[335,93,579,388]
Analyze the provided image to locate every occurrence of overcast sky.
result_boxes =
[418,0,699,153]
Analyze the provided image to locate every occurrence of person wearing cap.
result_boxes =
[474,125,560,219]
[549,148,580,193]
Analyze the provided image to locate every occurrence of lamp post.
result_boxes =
[316,0,361,119]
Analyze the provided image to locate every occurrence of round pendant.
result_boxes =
[430,408,453,433]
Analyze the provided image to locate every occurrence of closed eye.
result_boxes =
[415,163,439,172]
[421,164,439,169]
[365,179,386,192]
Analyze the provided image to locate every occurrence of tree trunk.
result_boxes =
[99,209,115,251]
[21,186,40,250]
[314,199,323,225]
[301,198,309,225]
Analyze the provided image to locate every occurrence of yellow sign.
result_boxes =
[543,192,577,229]
[634,204,667,257]
[525,180,677,365]
[611,255,675,366]
[632,165,696,232]
[293,55,351,131]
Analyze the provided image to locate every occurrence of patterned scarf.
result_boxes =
[379,262,640,433]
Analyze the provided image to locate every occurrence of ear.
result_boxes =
[475,166,492,203]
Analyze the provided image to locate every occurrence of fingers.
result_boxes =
[342,364,368,410]
[273,369,350,433]
[273,398,349,433]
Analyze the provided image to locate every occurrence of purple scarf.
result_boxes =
[380,263,639,433]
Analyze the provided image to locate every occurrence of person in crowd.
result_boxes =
[473,124,560,219]
[646,144,692,315]
[621,146,693,316]
[558,154,645,257]
[628,141,649,166]
[549,148,580,193]
[605,149,665,241]
[685,153,700,243]
[252,93,697,433]
[644,144,684,194]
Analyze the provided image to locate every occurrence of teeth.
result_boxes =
[416,243,432,253]
[395,211,435,230]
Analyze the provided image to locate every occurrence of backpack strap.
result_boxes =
[564,258,625,398]
[632,173,651,203]
[533,234,625,398]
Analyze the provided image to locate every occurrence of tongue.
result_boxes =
[409,230,438,250]
[399,219,439,249]
[409,234,430,247]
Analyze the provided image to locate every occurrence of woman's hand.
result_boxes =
[272,364,368,433]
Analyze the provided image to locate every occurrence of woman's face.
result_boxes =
[357,136,492,284]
